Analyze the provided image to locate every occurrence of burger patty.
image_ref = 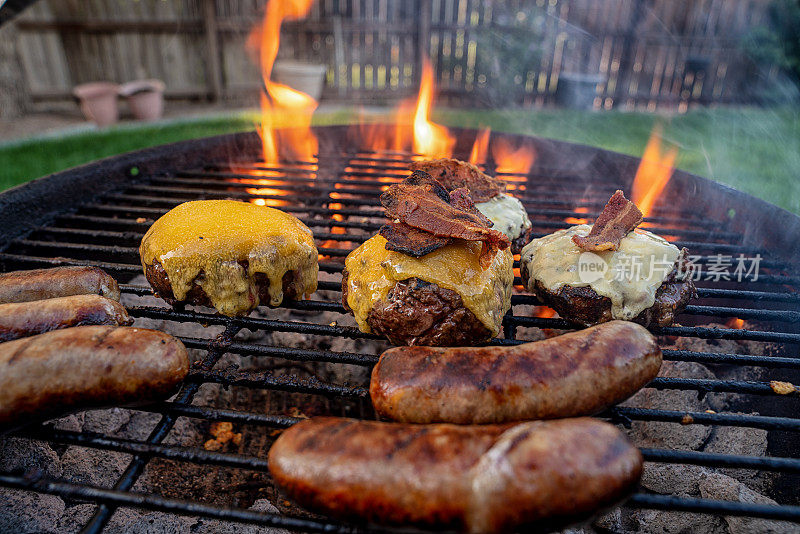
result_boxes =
[145,259,299,310]
[511,227,533,254]
[520,260,696,328]
[342,272,492,346]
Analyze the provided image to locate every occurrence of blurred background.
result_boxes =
[0,0,798,212]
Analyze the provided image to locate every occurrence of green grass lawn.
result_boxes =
[1,106,798,214]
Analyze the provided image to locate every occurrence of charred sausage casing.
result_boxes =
[371,320,661,424]
[0,266,121,304]
[0,326,189,431]
[0,294,133,342]
[268,417,643,534]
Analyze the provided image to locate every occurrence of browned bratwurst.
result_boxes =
[269,417,643,533]
[0,294,133,342]
[0,326,189,431]
[0,266,121,304]
[371,320,661,424]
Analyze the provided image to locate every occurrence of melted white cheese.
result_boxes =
[476,193,532,241]
[520,224,680,320]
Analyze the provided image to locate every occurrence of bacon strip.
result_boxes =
[380,171,510,266]
[380,222,451,257]
[448,187,494,226]
[572,190,643,252]
[410,158,503,203]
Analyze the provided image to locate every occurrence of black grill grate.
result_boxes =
[0,127,799,532]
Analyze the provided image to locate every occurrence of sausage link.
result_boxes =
[268,417,642,533]
[0,326,189,431]
[0,295,133,342]
[371,320,661,424]
[0,266,121,304]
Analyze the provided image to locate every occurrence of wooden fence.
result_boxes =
[9,0,781,110]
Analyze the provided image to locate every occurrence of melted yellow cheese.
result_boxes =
[344,235,513,337]
[521,224,680,320]
[140,200,318,316]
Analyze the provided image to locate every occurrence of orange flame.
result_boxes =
[248,0,318,164]
[469,127,491,165]
[412,59,455,158]
[535,307,556,319]
[492,137,536,175]
[631,125,677,218]
[727,317,745,329]
[350,59,452,157]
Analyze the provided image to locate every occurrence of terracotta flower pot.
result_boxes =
[120,79,166,121]
[72,82,120,127]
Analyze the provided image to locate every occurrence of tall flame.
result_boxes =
[412,59,455,158]
[492,137,536,175]
[248,0,318,164]
[631,125,677,218]
[469,127,491,165]
[351,58,452,157]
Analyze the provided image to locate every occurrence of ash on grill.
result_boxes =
[0,128,798,534]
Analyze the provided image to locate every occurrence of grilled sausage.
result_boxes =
[371,320,661,424]
[0,326,189,431]
[0,266,121,304]
[0,295,133,342]
[268,417,642,533]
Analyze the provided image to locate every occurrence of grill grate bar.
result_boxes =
[661,349,800,369]
[63,211,382,232]
[17,428,272,472]
[179,336,378,366]
[142,402,302,427]
[0,252,141,273]
[0,473,362,534]
[127,305,380,339]
[640,448,800,473]
[696,288,800,303]
[186,369,370,398]
[682,305,800,323]
[507,316,800,344]
[648,377,799,396]
[626,494,800,522]
[78,199,723,234]
[606,406,800,431]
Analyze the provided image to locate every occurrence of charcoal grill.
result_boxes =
[0,125,799,533]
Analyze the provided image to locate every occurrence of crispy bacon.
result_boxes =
[410,158,503,203]
[380,222,451,257]
[572,190,643,251]
[380,171,510,266]
[448,187,494,227]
